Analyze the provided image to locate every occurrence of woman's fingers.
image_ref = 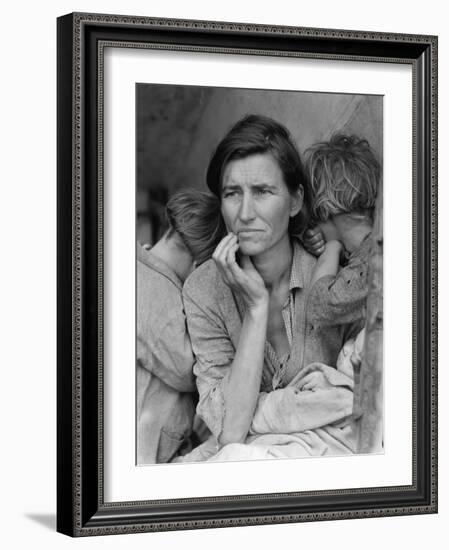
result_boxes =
[239,254,257,273]
[213,236,268,307]
[213,233,237,267]
[213,233,240,286]
[230,254,259,285]
[212,233,236,261]
[223,241,241,286]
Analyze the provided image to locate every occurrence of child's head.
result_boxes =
[305,134,380,223]
[165,190,226,266]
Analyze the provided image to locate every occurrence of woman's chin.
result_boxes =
[238,242,265,257]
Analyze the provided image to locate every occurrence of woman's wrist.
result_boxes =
[247,298,269,318]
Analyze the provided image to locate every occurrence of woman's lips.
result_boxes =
[237,229,263,241]
[237,228,262,235]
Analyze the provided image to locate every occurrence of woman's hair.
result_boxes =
[305,134,380,222]
[165,190,226,265]
[206,114,310,234]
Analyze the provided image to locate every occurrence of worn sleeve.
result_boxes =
[306,256,369,326]
[182,291,235,440]
[137,310,196,393]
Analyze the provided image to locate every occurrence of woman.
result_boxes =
[182,115,358,457]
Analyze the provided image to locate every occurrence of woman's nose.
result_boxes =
[238,193,256,222]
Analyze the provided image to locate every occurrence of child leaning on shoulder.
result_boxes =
[303,134,381,372]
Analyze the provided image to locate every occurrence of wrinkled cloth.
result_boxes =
[182,239,360,440]
[137,244,196,464]
[250,362,354,435]
[178,359,359,463]
[208,425,358,461]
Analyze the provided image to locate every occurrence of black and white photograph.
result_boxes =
[135,83,383,465]
[53,7,437,539]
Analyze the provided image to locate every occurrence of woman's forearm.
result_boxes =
[219,302,268,446]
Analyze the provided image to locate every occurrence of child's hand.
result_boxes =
[303,227,326,256]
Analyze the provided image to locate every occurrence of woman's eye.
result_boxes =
[256,188,270,195]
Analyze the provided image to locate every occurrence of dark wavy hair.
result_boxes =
[206,114,310,234]
[305,134,380,222]
[166,190,226,265]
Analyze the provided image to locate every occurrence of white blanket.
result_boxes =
[178,358,360,463]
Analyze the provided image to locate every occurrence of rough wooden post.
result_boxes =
[355,183,384,453]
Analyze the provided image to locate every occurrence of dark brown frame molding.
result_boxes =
[57,12,437,536]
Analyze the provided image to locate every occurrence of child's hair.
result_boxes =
[305,134,380,222]
[165,190,226,266]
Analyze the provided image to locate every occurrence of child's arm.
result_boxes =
[309,240,344,287]
[305,218,370,328]
[307,237,370,329]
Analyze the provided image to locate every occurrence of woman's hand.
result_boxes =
[212,233,268,310]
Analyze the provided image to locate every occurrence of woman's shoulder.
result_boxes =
[290,237,317,286]
[183,258,229,304]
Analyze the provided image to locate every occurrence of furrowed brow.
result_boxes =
[221,183,241,192]
[252,183,277,190]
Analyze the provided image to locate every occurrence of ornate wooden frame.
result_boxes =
[57,12,437,536]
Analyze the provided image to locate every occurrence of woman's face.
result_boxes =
[220,152,303,257]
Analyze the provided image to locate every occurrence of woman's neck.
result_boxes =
[251,235,293,290]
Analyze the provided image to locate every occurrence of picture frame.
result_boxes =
[57,12,437,536]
